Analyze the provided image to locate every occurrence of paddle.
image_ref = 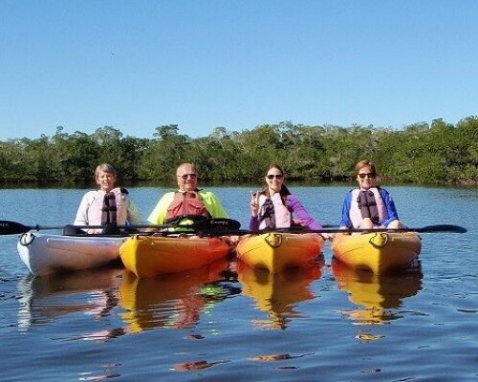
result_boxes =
[0,220,117,235]
[193,224,467,237]
[333,224,468,234]
[0,220,465,236]
[0,218,242,236]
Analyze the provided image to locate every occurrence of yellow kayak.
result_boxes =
[236,232,325,273]
[119,234,233,278]
[331,232,421,274]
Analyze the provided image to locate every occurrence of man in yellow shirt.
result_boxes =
[148,163,228,226]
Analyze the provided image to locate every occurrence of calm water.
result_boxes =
[1,185,478,381]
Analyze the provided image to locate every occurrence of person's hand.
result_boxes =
[292,219,306,227]
[250,191,259,217]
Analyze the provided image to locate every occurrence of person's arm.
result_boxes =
[380,188,399,221]
[126,197,142,225]
[287,195,323,230]
[73,192,92,226]
[249,216,259,231]
[147,192,174,225]
[248,191,260,230]
[339,192,353,228]
[200,191,228,218]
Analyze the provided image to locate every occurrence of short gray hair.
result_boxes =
[95,163,116,178]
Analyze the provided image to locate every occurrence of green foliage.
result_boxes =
[2,117,478,186]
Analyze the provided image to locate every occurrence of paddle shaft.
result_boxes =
[0,220,466,236]
[194,224,467,236]
[0,219,242,236]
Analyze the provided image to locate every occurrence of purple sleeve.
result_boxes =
[249,215,259,231]
[287,195,323,230]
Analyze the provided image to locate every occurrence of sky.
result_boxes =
[1,0,477,140]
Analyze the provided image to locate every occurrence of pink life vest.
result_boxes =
[165,191,211,222]
[349,187,387,228]
[87,188,129,226]
[258,193,292,230]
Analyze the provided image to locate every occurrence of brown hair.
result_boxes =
[267,163,285,177]
[353,159,377,178]
[261,163,291,203]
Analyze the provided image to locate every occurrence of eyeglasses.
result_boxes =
[358,173,375,179]
[266,174,283,180]
[179,173,197,180]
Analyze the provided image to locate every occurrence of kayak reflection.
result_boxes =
[17,267,123,331]
[332,259,423,325]
[119,258,239,333]
[237,256,324,330]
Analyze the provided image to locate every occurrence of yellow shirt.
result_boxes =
[147,189,228,225]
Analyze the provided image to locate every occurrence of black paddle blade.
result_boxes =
[417,224,467,233]
[0,221,33,235]
[207,218,241,231]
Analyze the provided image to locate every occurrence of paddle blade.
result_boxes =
[207,218,241,231]
[0,220,32,235]
[417,224,467,233]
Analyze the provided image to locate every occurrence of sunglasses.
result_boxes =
[179,173,197,180]
[266,174,283,180]
[358,173,375,179]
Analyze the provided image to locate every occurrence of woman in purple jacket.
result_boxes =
[249,163,323,231]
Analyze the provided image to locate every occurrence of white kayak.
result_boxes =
[17,232,128,276]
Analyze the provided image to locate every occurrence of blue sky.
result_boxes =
[1,0,477,140]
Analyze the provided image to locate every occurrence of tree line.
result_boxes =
[1,116,477,187]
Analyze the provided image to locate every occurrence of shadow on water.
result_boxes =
[331,259,423,329]
[236,255,325,330]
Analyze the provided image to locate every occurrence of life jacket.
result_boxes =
[165,191,212,223]
[257,193,292,230]
[87,188,129,226]
[349,187,387,228]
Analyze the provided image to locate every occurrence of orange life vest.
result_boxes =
[165,191,211,223]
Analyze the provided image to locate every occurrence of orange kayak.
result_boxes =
[120,235,233,278]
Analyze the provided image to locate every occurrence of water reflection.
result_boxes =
[237,256,324,330]
[17,267,123,331]
[331,259,423,326]
[119,258,239,333]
